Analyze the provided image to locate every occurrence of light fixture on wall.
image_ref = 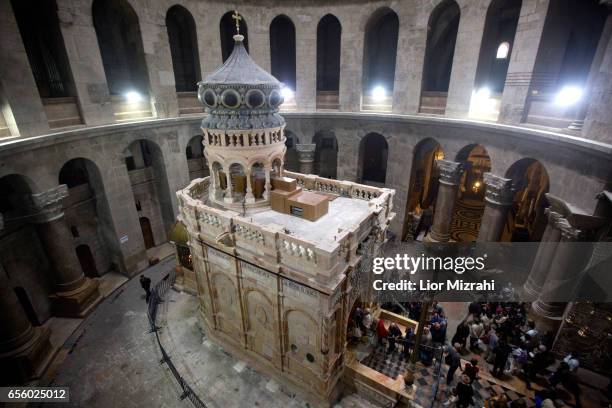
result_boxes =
[555,85,583,107]
[124,90,143,103]
[371,85,387,102]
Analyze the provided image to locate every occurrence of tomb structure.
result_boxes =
[177,31,395,405]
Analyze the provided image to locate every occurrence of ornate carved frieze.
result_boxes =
[296,144,316,162]
[30,185,68,223]
[483,173,514,206]
[436,160,463,185]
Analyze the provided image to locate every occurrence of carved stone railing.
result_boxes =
[203,127,285,148]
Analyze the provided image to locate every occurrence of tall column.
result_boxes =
[0,282,54,385]
[532,220,584,319]
[142,22,180,118]
[338,25,364,112]
[55,0,115,126]
[477,173,514,242]
[295,18,316,111]
[498,0,551,124]
[582,6,612,144]
[0,0,49,137]
[522,209,564,298]
[245,169,255,203]
[31,185,102,317]
[224,173,234,203]
[264,170,271,200]
[425,160,463,242]
[445,0,489,118]
[296,144,316,175]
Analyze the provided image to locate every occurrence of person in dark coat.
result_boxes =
[456,375,474,407]
[140,274,152,303]
[492,337,511,378]
[387,323,402,353]
[446,343,462,385]
[452,320,470,350]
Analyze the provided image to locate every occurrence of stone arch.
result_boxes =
[284,309,320,368]
[166,4,201,92]
[244,288,277,358]
[503,158,550,241]
[185,135,208,180]
[220,11,249,62]
[92,0,150,96]
[419,0,460,114]
[312,130,338,178]
[211,273,241,335]
[474,0,522,94]
[58,158,117,275]
[403,138,445,240]
[124,139,174,246]
[284,130,300,172]
[228,162,246,199]
[362,7,399,110]
[316,14,342,109]
[250,162,266,199]
[358,132,388,184]
[270,15,297,91]
[450,144,492,242]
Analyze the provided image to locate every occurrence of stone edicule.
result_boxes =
[178,32,396,404]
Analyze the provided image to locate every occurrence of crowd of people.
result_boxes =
[349,301,589,408]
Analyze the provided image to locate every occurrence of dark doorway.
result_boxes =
[14,287,40,326]
[363,8,399,94]
[270,15,296,90]
[360,133,388,184]
[76,244,98,277]
[220,11,249,62]
[140,217,155,249]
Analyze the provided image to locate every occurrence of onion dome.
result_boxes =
[198,34,285,130]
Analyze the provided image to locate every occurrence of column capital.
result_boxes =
[295,143,316,162]
[483,173,514,206]
[31,185,68,223]
[436,160,463,185]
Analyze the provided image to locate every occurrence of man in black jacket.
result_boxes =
[140,274,152,303]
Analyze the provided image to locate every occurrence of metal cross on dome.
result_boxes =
[232,10,242,34]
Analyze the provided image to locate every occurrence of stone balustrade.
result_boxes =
[203,127,284,148]
[176,176,386,282]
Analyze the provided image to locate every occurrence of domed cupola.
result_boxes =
[197,15,288,212]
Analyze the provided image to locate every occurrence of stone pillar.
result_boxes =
[31,185,102,317]
[55,0,115,126]
[245,170,255,203]
[338,25,364,112]
[139,15,179,118]
[0,282,54,385]
[523,209,564,298]
[296,143,316,175]
[224,173,234,203]
[445,0,489,118]
[532,220,584,319]
[0,0,49,137]
[425,160,463,242]
[295,17,316,111]
[264,170,271,200]
[477,173,514,242]
[582,7,612,144]
[498,0,551,124]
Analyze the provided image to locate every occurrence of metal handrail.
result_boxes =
[146,270,208,408]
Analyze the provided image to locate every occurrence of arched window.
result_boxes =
[316,15,341,93]
[166,5,200,92]
[11,0,74,98]
[474,0,522,94]
[220,11,249,62]
[270,15,297,91]
[422,1,460,93]
[363,8,399,97]
[92,0,149,96]
[496,42,510,59]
